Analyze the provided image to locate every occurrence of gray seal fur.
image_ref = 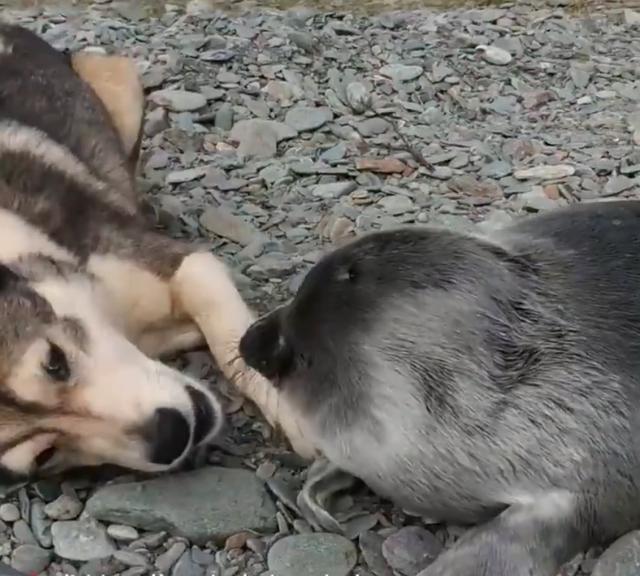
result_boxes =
[240,199,640,576]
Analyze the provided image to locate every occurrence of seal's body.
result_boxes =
[240,200,640,576]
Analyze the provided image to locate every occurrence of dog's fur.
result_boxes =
[241,199,640,575]
[0,22,315,482]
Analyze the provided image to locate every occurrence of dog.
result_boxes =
[240,198,640,576]
[0,21,318,484]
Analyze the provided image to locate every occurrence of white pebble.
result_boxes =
[107,524,139,542]
[514,164,575,181]
[476,44,512,65]
[0,503,20,523]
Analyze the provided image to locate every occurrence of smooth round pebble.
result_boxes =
[44,493,83,520]
[0,504,20,523]
[11,544,52,573]
[268,533,357,576]
[107,524,139,542]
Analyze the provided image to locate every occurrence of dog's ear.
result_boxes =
[70,51,146,167]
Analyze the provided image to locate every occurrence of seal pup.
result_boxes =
[240,199,640,576]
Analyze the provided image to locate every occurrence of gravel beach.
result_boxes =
[1,0,640,574]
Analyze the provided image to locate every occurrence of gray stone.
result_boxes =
[356,118,391,137]
[514,165,575,180]
[381,527,442,576]
[11,544,52,574]
[172,550,205,576]
[379,195,414,215]
[44,493,83,520]
[215,103,234,131]
[166,167,207,185]
[51,517,116,561]
[200,206,262,246]
[230,119,298,160]
[345,82,371,113]
[476,44,512,65]
[285,106,333,132]
[113,550,149,567]
[30,499,53,548]
[267,533,358,576]
[592,530,640,576]
[156,542,187,573]
[149,89,207,112]
[311,181,357,199]
[85,467,277,545]
[379,64,423,82]
[106,524,139,542]
[13,519,37,545]
[0,503,20,523]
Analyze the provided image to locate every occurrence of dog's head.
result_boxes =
[0,262,222,481]
[239,226,545,429]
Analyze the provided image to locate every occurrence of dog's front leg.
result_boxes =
[170,251,319,460]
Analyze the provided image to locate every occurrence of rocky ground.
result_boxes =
[1,0,640,575]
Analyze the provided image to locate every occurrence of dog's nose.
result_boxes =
[239,314,293,380]
[186,386,217,445]
[143,407,190,465]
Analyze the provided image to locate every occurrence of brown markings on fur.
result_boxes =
[70,52,146,170]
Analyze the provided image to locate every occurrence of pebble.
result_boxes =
[267,533,358,576]
[285,106,334,132]
[51,518,116,561]
[106,524,139,542]
[312,181,357,199]
[172,550,205,576]
[476,44,513,65]
[11,544,52,574]
[44,493,83,520]
[85,467,277,545]
[200,205,262,246]
[346,82,372,113]
[379,64,423,82]
[592,530,640,576]
[381,527,443,575]
[148,89,207,112]
[230,119,298,159]
[0,504,20,523]
[514,165,575,180]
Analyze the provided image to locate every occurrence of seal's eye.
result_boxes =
[337,264,358,283]
[43,342,70,382]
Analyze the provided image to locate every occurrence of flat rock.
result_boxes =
[379,64,423,82]
[514,165,575,180]
[200,205,262,246]
[85,467,277,545]
[230,119,298,160]
[267,533,358,576]
[44,493,83,520]
[381,527,443,575]
[592,530,640,576]
[51,517,116,561]
[106,524,139,542]
[148,89,207,112]
[11,544,52,574]
[285,106,334,132]
[312,181,357,199]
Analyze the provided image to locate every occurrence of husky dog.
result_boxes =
[240,199,640,576]
[0,21,316,483]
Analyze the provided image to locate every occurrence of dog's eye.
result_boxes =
[43,342,70,382]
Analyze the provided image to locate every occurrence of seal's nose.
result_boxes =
[240,313,293,380]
